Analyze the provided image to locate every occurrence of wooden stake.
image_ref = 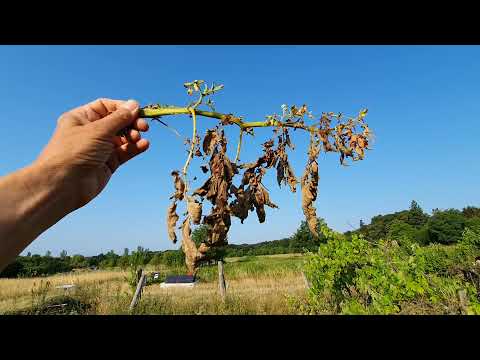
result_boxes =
[129,269,146,312]
[458,289,468,315]
[218,260,226,301]
[302,272,311,289]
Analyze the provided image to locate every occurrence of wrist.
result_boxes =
[0,160,76,264]
[22,160,78,219]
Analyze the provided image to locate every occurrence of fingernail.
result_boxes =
[121,99,139,113]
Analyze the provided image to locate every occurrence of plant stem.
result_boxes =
[140,107,318,132]
[234,129,243,164]
[182,108,197,186]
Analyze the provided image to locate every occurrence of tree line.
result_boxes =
[2,201,479,278]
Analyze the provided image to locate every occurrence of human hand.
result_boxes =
[34,98,150,211]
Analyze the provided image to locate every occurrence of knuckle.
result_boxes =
[57,112,70,125]
[97,97,111,106]
[116,108,132,121]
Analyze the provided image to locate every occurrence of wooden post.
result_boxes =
[129,269,146,311]
[302,272,311,289]
[458,289,468,315]
[218,260,226,301]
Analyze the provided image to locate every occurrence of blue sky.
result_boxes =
[0,45,479,256]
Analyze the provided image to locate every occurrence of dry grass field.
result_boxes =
[0,254,308,315]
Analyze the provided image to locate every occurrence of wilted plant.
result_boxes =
[137,80,373,274]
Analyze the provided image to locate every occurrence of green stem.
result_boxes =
[234,129,244,164]
[182,108,197,182]
[139,107,317,132]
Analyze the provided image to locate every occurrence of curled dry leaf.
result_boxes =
[276,135,297,193]
[186,195,202,224]
[170,171,185,201]
[203,209,231,246]
[301,137,320,236]
[229,184,253,223]
[166,202,179,243]
[181,216,203,275]
[252,183,278,223]
[202,129,219,156]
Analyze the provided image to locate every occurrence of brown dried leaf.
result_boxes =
[252,184,278,223]
[170,171,185,201]
[186,195,202,224]
[301,137,320,237]
[192,177,210,197]
[181,217,203,275]
[202,129,219,156]
[166,202,179,243]
[229,185,253,223]
[203,210,231,246]
[286,132,294,149]
[276,157,297,193]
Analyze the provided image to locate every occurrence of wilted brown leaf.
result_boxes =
[301,137,320,236]
[203,209,231,246]
[170,171,185,201]
[166,202,179,243]
[229,185,253,223]
[202,129,219,156]
[186,195,202,224]
[181,217,203,275]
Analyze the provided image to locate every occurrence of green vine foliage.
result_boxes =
[301,225,480,315]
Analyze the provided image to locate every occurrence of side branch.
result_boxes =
[182,108,197,183]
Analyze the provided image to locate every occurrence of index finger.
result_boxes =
[82,98,126,122]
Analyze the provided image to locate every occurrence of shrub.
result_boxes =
[303,225,480,315]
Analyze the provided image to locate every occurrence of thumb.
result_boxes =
[92,99,139,136]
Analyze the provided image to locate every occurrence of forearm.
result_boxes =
[0,161,76,271]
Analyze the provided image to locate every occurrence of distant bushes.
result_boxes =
[0,255,72,278]
[353,202,480,247]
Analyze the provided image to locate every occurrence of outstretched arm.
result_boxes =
[0,99,150,271]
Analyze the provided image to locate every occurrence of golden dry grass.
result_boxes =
[139,273,306,315]
[0,270,129,314]
[0,255,308,315]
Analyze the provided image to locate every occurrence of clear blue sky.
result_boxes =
[0,45,479,257]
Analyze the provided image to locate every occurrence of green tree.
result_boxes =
[289,218,327,252]
[463,206,480,219]
[426,209,466,245]
[407,200,429,228]
[148,253,163,267]
[161,250,184,267]
[60,250,67,259]
[70,254,88,268]
[191,225,208,247]
[387,220,416,248]
[190,224,226,262]
[465,216,480,234]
